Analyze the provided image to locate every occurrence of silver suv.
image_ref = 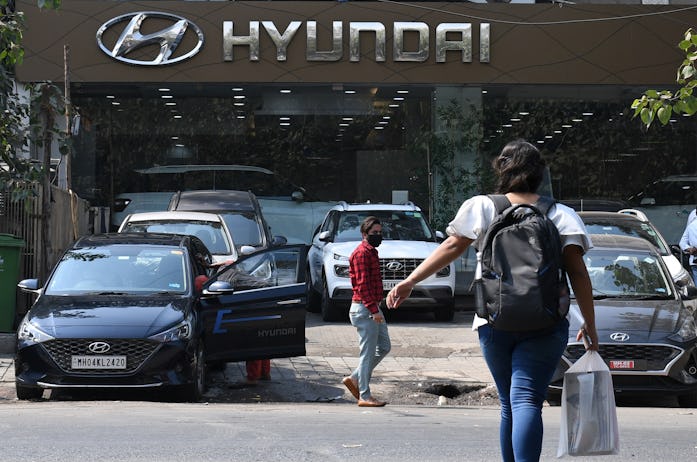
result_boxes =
[306,202,456,322]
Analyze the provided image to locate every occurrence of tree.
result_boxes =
[631,28,697,128]
[0,0,62,201]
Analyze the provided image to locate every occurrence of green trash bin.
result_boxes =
[0,233,25,332]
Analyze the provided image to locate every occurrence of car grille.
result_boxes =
[380,258,423,280]
[42,339,159,374]
[564,343,681,371]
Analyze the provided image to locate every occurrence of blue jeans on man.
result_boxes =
[478,318,569,462]
[348,302,391,401]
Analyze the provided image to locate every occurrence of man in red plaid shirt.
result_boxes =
[341,216,392,407]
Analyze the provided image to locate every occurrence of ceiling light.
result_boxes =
[344,90,356,94]
[158,88,170,92]
[280,89,291,94]
[165,102,176,106]
[161,95,173,99]
[232,87,244,91]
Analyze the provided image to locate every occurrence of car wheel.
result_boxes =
[434,303,455,322]
[321,275,344,322]
[305,266,321,313]
[16,383,43,400]
[677,392,697,408]
[177,342,206,402]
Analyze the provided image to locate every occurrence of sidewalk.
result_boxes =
[0,309,495,403]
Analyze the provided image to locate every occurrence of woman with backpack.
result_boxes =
[386,139,598,462]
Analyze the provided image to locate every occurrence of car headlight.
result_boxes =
[436,265,451,277]
[149,319,193,343]
[669,312,697,343]
[17,319,55,344]
[334,265,350,278]
[333,253,349,262]
[675,267,696,288]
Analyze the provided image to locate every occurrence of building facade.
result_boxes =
[15,0,697,287]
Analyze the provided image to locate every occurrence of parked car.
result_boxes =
[626,174,697,245]
[111,164,336,244]
[168,189,287,251]
[14,233,308,401]
[117,210,252,264]
[307,201,456,322]
[560,199,630,212]
[546,234,697,407]
[578,209,695,291]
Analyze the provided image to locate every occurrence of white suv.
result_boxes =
[306,202,456,322]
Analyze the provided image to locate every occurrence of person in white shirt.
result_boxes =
[386,139,597,462]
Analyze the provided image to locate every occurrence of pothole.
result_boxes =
[423,383,487,399]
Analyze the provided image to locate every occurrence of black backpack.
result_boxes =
[472,194,569,331]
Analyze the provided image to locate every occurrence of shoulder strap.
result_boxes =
[534,195,556,216]
[487,194,511,214]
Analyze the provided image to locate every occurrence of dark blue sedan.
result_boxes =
[15,233,307,401]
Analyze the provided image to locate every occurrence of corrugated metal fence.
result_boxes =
[0,185,91,322]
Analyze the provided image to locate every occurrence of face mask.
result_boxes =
[367,234,382,248]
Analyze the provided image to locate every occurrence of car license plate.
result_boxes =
[609,360,635,370]
[71,355,127,370]
[383,281,398,290]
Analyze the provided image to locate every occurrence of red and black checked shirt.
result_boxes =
[349,240,383,314]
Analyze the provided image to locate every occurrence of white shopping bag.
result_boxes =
[557,350,620,457]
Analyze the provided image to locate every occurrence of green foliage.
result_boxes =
[631,28,697,128]
[1,0,64,201]
[427,100,484,231]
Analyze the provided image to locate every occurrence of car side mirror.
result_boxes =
[271,235,288,247]
[318,230,333,243]
[291,190,304,202]
[205,280,235,295]
[18,278,40,293]
[435,230,445,243]
[239,245,256,256]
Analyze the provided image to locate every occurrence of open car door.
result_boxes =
[199,244,307,362]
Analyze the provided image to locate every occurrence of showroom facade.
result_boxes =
[15,1,697,287]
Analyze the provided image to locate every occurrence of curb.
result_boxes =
[0,333,14,355]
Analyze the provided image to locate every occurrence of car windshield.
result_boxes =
[121,220,231,255]
[218,212,264,248]
[628,179,697,206]
[45,245,188,295]
[578,249,673,299]
[334,210,435,243]
[582,221,669,255]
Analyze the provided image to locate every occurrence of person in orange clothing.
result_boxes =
[245,359,271,385]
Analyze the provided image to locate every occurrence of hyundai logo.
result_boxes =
[385,261,404,271]
[87,341,112,354]
[96,12,204,66]
[609,332,630,342]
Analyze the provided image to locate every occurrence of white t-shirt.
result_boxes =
[446,195,593,329]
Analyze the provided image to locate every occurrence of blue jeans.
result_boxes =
[478,319,569,462]
[691,265,697,285]
[349,302,391,400]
